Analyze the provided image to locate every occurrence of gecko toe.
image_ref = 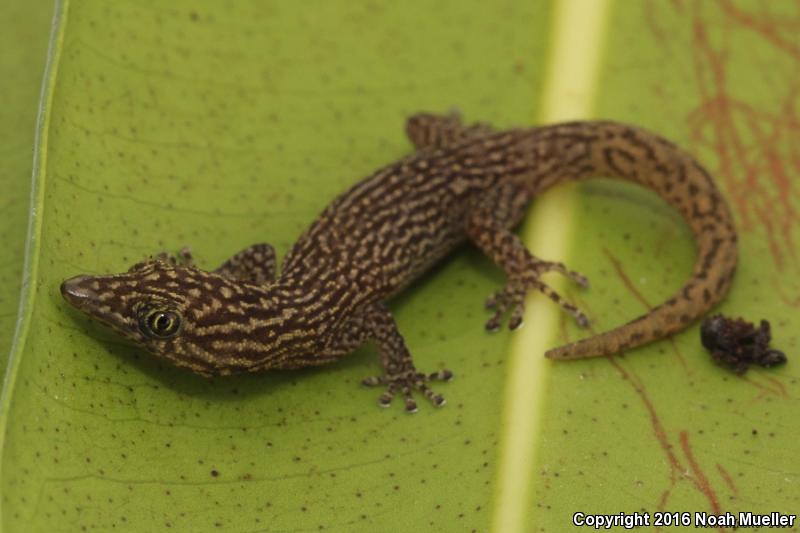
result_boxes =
[362,367,451,411]
[177,246,195,266]
[429,369,453,381]
[378,392,394,407]
[153,247,195,267]
[534,259,590,288]
[403,395,418,413]
[483,267,589,332]
[508,304,525,330]
[361,375,383,387]
[572,271,590,288]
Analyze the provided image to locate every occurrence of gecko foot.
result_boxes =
[485,261,589,331]
[155,246,195,267]
[362,368,453,413]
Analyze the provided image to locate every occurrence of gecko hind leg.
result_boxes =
[465,186,590,331]
[358,303,452,412]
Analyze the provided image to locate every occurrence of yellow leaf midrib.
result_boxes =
[492,0,613,531]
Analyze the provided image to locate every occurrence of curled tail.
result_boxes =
[540,121,738,359]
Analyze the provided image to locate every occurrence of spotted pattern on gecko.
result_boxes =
[61,113,738,412]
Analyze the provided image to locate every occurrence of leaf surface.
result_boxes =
[0,0,52,376]
[1,1,797,532]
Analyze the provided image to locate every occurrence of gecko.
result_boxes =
[61,112,738,412]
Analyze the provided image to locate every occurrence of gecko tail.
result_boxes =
[545,236,736,360]
[545,283,725,360]
[540,121,738,360]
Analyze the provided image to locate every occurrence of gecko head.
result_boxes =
[60,259,256,375]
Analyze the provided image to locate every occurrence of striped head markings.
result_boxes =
[60,259,297,375]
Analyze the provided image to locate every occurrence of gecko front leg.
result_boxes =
[152,246,195,267]
[405,111,494,150]
[214,243,277,284]
[344,303,452,412]
[464,183,590,331]
[151,244,278,285]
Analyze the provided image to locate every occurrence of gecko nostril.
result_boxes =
[60,275,97,307]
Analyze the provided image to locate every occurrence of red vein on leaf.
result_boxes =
[687,2,800,270]
[679,431,725,528]
[716,463,739,499]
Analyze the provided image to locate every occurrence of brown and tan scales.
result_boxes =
[61,113,738,411]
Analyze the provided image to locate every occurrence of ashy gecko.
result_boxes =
[61,113,738,412]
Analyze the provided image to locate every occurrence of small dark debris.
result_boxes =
[700,314,787,374]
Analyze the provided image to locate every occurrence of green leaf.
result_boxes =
[1,1,797,532]
[0,0,52,377]
[529,1,800,528]
[2,1,552,531]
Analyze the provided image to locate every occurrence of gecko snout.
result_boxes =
[60,275,97,310]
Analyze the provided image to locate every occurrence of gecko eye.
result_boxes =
[140,310,182,339]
